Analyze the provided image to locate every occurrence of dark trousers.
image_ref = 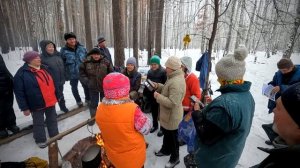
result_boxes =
[89,90,104,118]
[70,79,90,103]
[151,101,159,128]
[57,84,66,109]
[0,89,16,130]
[31,106,59,143]
[160,127,179,162]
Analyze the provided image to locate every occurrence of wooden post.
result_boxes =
[48,141,59,168]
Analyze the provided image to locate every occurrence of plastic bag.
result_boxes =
[178,112,197,153]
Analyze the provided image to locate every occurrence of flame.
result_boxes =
[96,133,104,147]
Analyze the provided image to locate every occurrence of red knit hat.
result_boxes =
[103,73,130,99]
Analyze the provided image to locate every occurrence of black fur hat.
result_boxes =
[64,32,77,40]
[87,48,102,56]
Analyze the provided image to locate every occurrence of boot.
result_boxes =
[165,158,180,168]
[7,125,20,134]
[59,100,69,113]
[157,129,164,137]
[150,127,158,133]
[88,107,96,126]
[0,129,8,138]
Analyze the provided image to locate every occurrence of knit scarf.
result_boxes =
[219,79,244,86]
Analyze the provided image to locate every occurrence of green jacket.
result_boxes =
[156,69,186,130]
[195,81,255,168]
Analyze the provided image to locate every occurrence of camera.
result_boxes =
[144,79,156,92]
[190,95,205,108]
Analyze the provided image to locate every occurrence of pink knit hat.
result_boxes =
[103,73,130,99]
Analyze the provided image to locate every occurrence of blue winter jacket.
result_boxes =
[267,65,300,112]
[13,64,59,111]
[194,81,255,168]
[60,43,87,80]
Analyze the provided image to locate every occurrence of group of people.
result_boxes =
[1,31,299,167]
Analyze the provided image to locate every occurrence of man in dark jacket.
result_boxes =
[40,40,69,112]
[267,58,300,113]
[252,82,300,168]
[97,37,113,66]
[79,48,113,125]
[0,54,20,138]
[60,32,90,107]
[263,58,300,145]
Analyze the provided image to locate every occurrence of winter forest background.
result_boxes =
[1,0,300,64]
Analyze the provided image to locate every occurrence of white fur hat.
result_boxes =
[215,46,248,81]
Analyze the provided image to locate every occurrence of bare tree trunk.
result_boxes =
[203,0,219,102]
[95,0,100,36]
[147,0,156,61]
[64,0,70,32]
[71,1,77,34]
[154,0,164,56]
[224,0,237,56]
[112,0,125,67]
[133,0,139,66]
[0,1,9,53]
[24,0,38,51]
[245,0,258,49]
[234,0,246,49]
[83,0,93,51]
[56,0,65,47]
[0,0,15,51]
[283,0,300,58]
[201,0,209,53]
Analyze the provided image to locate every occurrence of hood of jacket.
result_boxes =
[39,40,58,57]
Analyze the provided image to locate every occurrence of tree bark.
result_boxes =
[64,0,70,32]
[283,0,300,58]
[147,0,156,62]
[154,0,164,57]
[24,0,38,51]
[71,1,77,34]
[112,0,125,67]
[83,0,93,51]
[0,0,15,51]
[0,1,9,53]
[133,0,139,66]
[224,0,237,56]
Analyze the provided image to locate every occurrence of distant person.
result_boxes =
[122,57,142,104]
[14,51,59,148]
[252,82,300,168]
[80,48,113,125]
[0,54,20,138]
[95,73,151,168]
[97,37,113,66]
[191,46,255,168]
[143,55,167,136]
[39,40,69,113]
[60,32,90,107]
[263,58,300,144]
[153,56,186,168]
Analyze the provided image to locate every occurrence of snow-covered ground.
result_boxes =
[0,48,299,167]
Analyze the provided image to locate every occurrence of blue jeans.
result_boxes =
[32,106,59,143]
[70,79,90,103]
